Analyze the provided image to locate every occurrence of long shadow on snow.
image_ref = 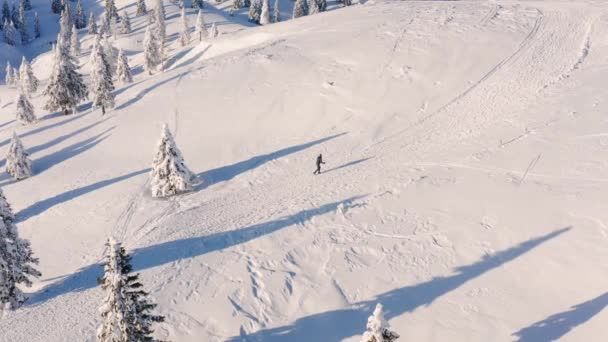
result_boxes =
[196,132,347,190]
[17,168,150,222]
[229,227,572,342]
[164,46,197,70]
[322,157,373,174]
[27,196,363,305]
[0,114,87,149]
[115,70,192,110]
[513,292,608,342]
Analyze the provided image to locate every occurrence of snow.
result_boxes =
[0,0,608,341]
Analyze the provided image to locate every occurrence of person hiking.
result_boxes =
[313,154,325,175]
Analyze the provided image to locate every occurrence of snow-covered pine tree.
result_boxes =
[343,0,351,6]
[96,238,165,341]
[259,0,270,24]
[136,0,147,16]
[33,11,40,38]
[14,92,36,125]
[43,32,88,115]
[59,7,73,51]
[109,14,117,38]
[70,24,80,55]
[102,36,118,73]
[90,35,115,114]
[309,0,319,14]
[155,0,165,40]
[5,61,14,87]
[178,6,190,46]
[104,0,118,23]
[292,0,307,18]
[18,3,28,44]
[248,0,261,23]
[1,1,9,26]
[115,48,132,84]
[88,12,97,34]
[51,0,63,13]
[74,0,86,29]
[194,9,206,41]
[19,57,39,94]
[191,0,202,9]
[209,22,218,38]
[318,0,326,12]
[119,10,130,34]
[4,19,16,45]
[11,3,18,29]
[272,0,280,22]
[150,124,195,197]
[21,0,31,11]
[0,188,40,310]
[143,23,162,74]
[360,303,400,342]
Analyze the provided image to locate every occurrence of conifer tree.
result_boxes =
[5,61,14,86]
[97,238,165,341]
[1,1,9,26]
[18,3,28,44]
[308,0,318,14]
[194,9,206,41]
[136,0,147,16]
[70,24,80,56]
[0,188,40,310]
[3,19,16,45]
[209,22,218,38]
[21,0,31,11]
[102,36,118,73]
[155,0,165,40]
[90,35,115,114]
[115,49,132,84]
[318,0,326,11]
[33,11,41,38]
[14,92,36,125]
[19,57,39,94]
[292,0,307,18]
[104,0,118,23]
[248,0,261,23]
[150,124,195,197]
[88,12,97,34]
[119,10,130,34]
[59,8,73,51]
[51,0,63,13]
[259,0,270,24]
[143,23,162,74]
[11,3,18,29]
[178,6,190,46]
[74,0,86,29]
[108,14,117,38]
[191,0,202,9]
[360,304,400,342]
[272,0,280,22]
[43,32,88,115]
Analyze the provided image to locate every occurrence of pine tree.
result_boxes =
[136,0,147,16]
[51,0,63,13]
[1,1,9,26]
[155,0,165,40]
[97,238,165,341]
[150,124,194,197]
[90,35,115,114]
[272,0,280,22]
[259,0,270,24]
[231,0,243,11]
[292,0,307,18]
[318,0,326,11]
[108,14,117,38]
[178,6,190,46]
[70,24,80,56]
[21,0,30,11]
[194,9,206,41]
[14,92,36,126]
[0,188,40,310]
[104,0,118,23]
[209,22,218,38]
[115,49,132,84]
[10,3,18,29]
[102,36,118,73]
[3,19,16,45]
[191,0,202,9]
[88,12,97,34]
[74,0,86,29]
[5,61,14,86]
[43,32,88,115]
[19,57,39,95]
[120,10,130,34]
[59,8,73,51]
[33,11,41,38]
[143,23,162,74]
[360,304,400,342]
[18,9,28,43]
[308,0,319,14]
[248,0,261,23]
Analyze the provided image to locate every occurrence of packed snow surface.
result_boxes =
[1,0,608,341]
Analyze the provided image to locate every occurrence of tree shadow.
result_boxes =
[196,132,347,190]
[0,113,88,149]
[513,292,608,342]
[164,45,197,70]
[0,119,16,130]
[17,168,150,222]
[229,227,572,342]
[33,128,113,174]
[115,70,192,110]
[26,196,364,305]
[172,44,212,69]
[322,157,373,174]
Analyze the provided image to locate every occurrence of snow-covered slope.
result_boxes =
[1,0,608,341]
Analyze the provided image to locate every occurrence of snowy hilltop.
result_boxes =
[0,0,607,341]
